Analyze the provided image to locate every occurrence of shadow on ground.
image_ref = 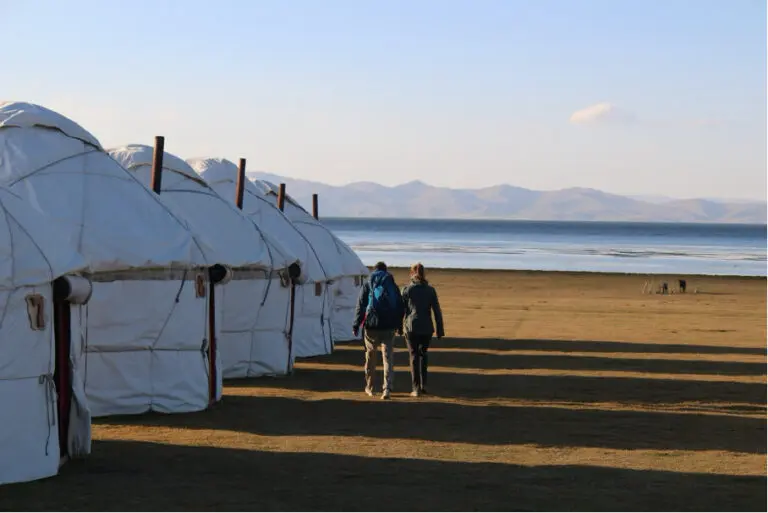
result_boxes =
[202,338,768,454]
[234,361,767,411]
[95,389,766,454]
[344,338,768,356]
[325,342,767,376]
[1,440,765,511]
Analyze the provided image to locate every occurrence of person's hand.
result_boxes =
[395,329,403,337]
[352,327,359,337]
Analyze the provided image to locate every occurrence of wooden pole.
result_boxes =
[287,281,296,375]
[276,182,291,372]
[150,135,165,194]
[235,158,246,209]
[312,193,319,220]
[286,262,300,375]
[277,183,286,211]
[207,267,218,406]
[279,181,292,372]
[52,278,73,458]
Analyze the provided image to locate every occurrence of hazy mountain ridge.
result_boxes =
[248,172,767,224]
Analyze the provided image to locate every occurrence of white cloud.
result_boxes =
[569,102,635,125]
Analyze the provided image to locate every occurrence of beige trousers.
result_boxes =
[364,329,396,393]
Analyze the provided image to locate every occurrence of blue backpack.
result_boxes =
[365,270,400,328]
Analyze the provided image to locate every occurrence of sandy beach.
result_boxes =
[2,269,765,510]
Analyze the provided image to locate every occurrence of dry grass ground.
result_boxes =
[1,269,766,511]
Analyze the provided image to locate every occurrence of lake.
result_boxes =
[322,218,767,276]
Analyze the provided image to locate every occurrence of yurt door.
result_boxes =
[52,278,72,458]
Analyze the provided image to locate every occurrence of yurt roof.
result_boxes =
[188,157,328,283]
[252,179,306,213]
[110,145,292,271]
[0,102,212,272]
[0,100,100,148]
[253,179,367,278]
[0,187,87,290]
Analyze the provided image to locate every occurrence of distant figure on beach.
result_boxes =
[400,262,445,397]
[353,261,404,400]
[679,279,687,293]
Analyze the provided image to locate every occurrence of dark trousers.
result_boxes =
[405,333,431,391]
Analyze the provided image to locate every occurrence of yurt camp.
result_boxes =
[188,158,335,366]
[110,145,300,378]
[252,180,369,350]
[328,238,370,344]
[0,187,92,485]
[0,102,220,418]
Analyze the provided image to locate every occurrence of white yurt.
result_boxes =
[253,180,369,348]
[0,187,92,485]
[0,101,219,418]
[110,146,300,378]
[189,158,335,361]
[328,238,370,343]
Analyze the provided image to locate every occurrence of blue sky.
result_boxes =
[3,0,766,199]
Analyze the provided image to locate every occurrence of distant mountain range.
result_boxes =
[248,172,767,224]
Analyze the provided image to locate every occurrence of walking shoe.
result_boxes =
[410,390,420,397]
[420,388,428,395]
[365,389,374,397]
[381,391,391,400]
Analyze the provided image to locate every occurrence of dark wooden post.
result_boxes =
[52,278,73,458]
[207,267,218,406]
[287,279,296,375]
[277,183,286,211]
[235,158,246,209]
[312,193,319,220]
[150,135,165,194]
[277,181,292,372]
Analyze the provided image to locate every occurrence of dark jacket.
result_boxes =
[401,278,444,338]
[353,271,404,332]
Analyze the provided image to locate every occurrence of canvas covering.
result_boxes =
[253,180,369,348]
[0,102,221,418]
[111,146,298,378]
[189,157,332,373]
[0,187,90,486]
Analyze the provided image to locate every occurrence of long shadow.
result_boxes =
[228,366,767,410]
[337,338,767,356]
[323,344,767,376]
[1,440,764,511]
[96,390,766,454]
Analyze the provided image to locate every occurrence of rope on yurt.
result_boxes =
[101,152,213,264]
[0,199,62,455]
[284,283,293,375]
[143,269,191,411]
[201,273,211,387]
[322,284,331,354]
[6,148,100,187]
[0,198,58,291]
[39,373,56,456]
[82,302,90,394]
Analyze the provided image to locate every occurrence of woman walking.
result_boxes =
[400,262,444,397]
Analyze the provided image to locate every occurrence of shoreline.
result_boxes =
[373,266,767,280]
[326,216,768,227]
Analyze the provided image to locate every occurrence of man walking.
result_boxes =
[353,262,404,400]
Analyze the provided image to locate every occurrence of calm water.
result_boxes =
[322,218,767,276]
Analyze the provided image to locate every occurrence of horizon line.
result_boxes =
[244,171,767,204]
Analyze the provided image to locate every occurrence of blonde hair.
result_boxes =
[410,262,426,282]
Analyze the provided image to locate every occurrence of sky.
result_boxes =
[2,0,766,200]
